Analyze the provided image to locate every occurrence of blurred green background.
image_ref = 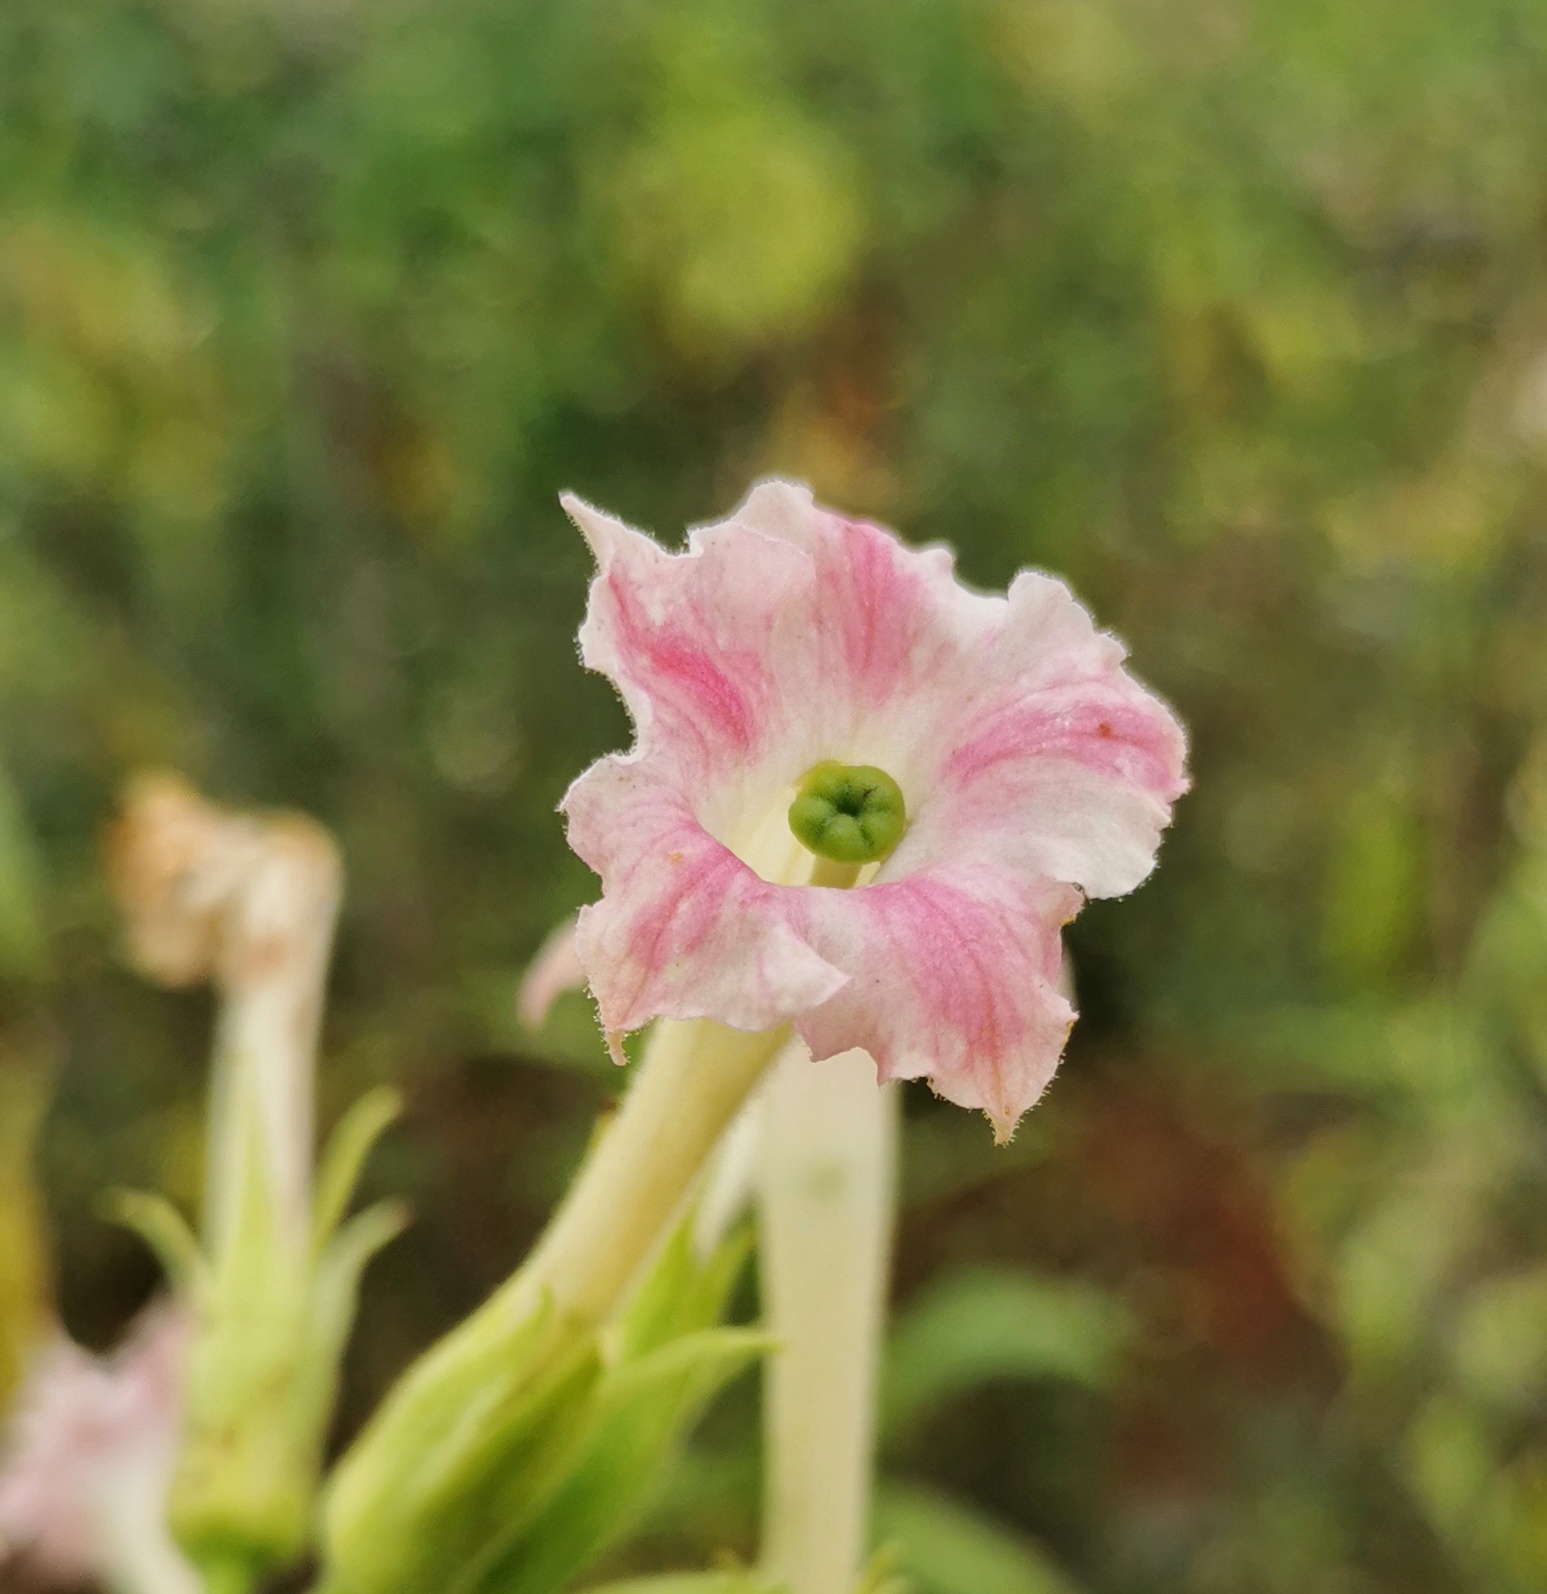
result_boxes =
[4,0,1547,1590]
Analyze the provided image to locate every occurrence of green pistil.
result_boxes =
[788,761,907,866]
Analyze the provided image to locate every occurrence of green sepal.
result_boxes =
[467,1222,766,1594]
[302,1198,411,1447]
[314,1201,410,1341]
[615,1219,755,1361]
[320,1290,605,1594]
[472,1329,769,1594]
[313,1087,403,1257]
[100,1188,206,1295]
[600,1325,773,1412]
[164,1083,404,1579]
[170,1103,316,1568]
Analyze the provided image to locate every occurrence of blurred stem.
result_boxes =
[758,1046,899,1594]
[204,851,338,1263]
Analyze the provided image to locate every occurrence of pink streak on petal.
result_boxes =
[729,479,1002,719]
[563,756,848,1037]
[945,683,1189,800]
[603,567,758,754]
[906,566,1189,900]
[794,865,1082,1141]
[810,518,951,708]
[563,493,810,786]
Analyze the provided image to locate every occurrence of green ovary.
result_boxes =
[788,761,907,865]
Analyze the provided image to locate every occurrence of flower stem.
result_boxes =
[203,817,340,1261]
[509,1017,789,1326]
[758,1046,899,1594]
[516,850,854,1326]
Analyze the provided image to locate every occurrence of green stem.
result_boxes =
[506,1017,788,1326]
[319,1016,791,1593]
[508,847,853,1328]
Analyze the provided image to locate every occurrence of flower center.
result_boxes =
[787,761,907,866]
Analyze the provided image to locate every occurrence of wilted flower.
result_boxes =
[561,480,1187,1138]
[0,1303,198,1594]
[106,775,400,1582]
[107,772,342,1249]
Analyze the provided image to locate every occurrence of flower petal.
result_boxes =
[794,863,1081,1140]
[906,570,1189,899]
[564,755,848,1039]
[562,492,812,790]
[727,479,1000,725]
[0,1304,195,1594]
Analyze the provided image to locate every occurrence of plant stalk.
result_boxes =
[502,1016,788,1328]
[758,1044,899,1594]
[203,819,340,1261]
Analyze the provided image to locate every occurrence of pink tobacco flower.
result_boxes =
[0,1303,198,1594]
[559,480,1187,1138]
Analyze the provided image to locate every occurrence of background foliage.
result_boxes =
[4,0,1547,1590]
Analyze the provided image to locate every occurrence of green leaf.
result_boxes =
[311,1200,411,1370]
[874,1483,1082,1594]
[879,1269,1129,1441]
[466,1222,764,1594]
[313,1086,404,1254]
[100,1187,206,1294]
[322,1294,605,1594]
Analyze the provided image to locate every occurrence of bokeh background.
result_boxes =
[5,1,1547,1590]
